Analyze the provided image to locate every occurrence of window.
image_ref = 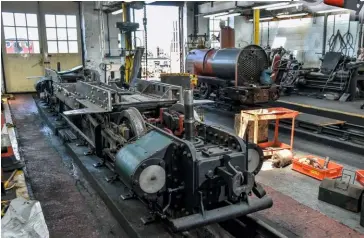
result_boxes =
[272,37,287,49]
[2,12,40,54]
[45,14,78,53]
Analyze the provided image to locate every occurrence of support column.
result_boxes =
[322,13,328,55]
[253,9,260,45]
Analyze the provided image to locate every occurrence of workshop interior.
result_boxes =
[1,0,364,237]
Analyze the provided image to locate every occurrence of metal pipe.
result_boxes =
[78,2,86,67]
[183,90,194,141]
[60,114,95,147]
[106,13,111,55]
[170,196,273,232]
[322,13,328,55]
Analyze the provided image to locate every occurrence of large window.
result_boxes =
[209,17,234,49]
[2,12,40,54]
[45,14,78,53]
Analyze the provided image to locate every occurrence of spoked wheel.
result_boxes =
[198,82,211,99]
[117,107,147,139]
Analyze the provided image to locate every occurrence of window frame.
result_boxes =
[45,14,78,54]
[2,12,40,54]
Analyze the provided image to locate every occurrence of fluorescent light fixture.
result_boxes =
[112,9,123,15]
[214,13,241,19]
[203,12,229,18]
[266,3,303,11]
[277,13,308,18]
[145,1,155,3]
[316,8,348,14]
[249,17,274,22]
[253,3,289,10]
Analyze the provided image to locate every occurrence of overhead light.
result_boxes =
[317,8,348,14]
[266,3,303,11]
[253,3,289,10]
[249,17,274,22]
[203,12,229,18]
[214,13,241,19]
[277,13,308,18]
[145,1,155,3]
[112,9,123,15]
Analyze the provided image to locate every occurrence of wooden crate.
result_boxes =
[235,114,268,143]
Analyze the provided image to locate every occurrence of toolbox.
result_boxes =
[292,155,343,180]
[318,177,363,213]
[356,170,364,186]
[361,193,364,227]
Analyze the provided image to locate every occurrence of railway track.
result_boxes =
[174,214,288,238]
[220,215,288,238]
[198,103,364,150]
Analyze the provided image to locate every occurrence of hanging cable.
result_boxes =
[267,21,270,47]
[343,19,354,56]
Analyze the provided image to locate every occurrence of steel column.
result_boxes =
[322,13,328,55]
[254,9,260,45]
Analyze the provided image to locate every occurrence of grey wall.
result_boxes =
[259,14,359,67]
[234,16,253,48]
[82,1,103,80]
[82,1,124,82]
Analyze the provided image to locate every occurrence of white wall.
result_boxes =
[82,2,125,82]
[259,14,359,67]
[234,16,253,48]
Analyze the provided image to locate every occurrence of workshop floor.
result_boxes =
[204,109,364,236]
[8,94,364,237]
[8,94,127,237]
[278,95,364,116]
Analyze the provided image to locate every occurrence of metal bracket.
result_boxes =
[120,190,134,200]
[105,174,118,183]
[83,150,94,156]
[93,161,104,168]
[140,215,156,225]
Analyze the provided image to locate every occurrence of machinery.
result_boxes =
[294,52,364,101]
[185,45,280,105]
[35,68,272,232]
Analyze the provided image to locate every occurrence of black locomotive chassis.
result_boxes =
[35,98,273,234]
[196,76,279,104]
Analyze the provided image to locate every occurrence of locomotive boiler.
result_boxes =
[186,45,280,104]
[35,68,272,232]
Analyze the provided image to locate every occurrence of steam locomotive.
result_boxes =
[186,45,280,105]
[35,68,272,232]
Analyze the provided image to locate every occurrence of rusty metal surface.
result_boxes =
[185,45,269,87]
[8,94,127,238]
[220,27,235,49]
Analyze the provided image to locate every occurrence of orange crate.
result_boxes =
[292,155,343,180]
[356,170,364,186]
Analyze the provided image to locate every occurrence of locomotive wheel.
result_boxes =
[198,82,211,99]
[117,107,147,138]
[247,144,264,175]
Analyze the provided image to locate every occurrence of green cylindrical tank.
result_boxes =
[115,130,173,197]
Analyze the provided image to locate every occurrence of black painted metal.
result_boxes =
[322,14,328,56]
[318,178,363,213]
[211,49,241,80]
[169,196,273,232]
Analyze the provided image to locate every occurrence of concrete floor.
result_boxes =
[278,95,364,116]
[8,95,128,237]
[8,94,364,237]
[203,109,364,235]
